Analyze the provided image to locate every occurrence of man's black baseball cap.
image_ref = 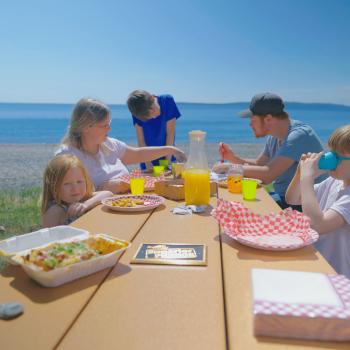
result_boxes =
[239,92,285,118]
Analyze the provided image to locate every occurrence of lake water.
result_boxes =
[0,102,349,144]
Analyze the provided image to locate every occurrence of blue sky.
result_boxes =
[1,0,349,104]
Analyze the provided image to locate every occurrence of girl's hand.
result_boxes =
[67,202,88,217]
[300,152,324,179]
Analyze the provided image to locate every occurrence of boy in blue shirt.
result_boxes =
[127,90,181,171]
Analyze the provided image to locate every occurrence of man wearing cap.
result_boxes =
[217,92,327,210]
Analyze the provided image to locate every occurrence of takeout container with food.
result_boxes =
[11,232,130,287]
[0,226,89,265]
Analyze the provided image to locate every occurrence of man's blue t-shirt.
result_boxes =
[263,119,327,197]
[132,94,181,169]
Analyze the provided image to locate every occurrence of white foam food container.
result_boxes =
[11,233,130,287]
[0,226,89,265]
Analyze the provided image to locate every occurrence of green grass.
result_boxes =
[0,187,42,270]
[0,186,42,238]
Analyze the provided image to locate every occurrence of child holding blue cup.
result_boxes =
[285,125,350,279]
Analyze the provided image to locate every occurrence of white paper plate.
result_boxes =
[102,195,165,212]
[225,229,319,251]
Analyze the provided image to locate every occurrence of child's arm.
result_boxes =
[42,204,66,228]
[165,119,176,162]
[285,156,305,205]
[300,153,345,234]
[135,124,153,172]
[67,191,113,218]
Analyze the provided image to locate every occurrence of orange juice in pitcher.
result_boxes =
[184,169,210,205]
[184,130,210,205]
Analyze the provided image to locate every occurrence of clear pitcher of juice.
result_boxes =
[184,130,210,205]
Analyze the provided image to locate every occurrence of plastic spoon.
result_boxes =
[219,142,224,163]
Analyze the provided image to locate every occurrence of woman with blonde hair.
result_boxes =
[42,154,112,227]
[56,98,186,193]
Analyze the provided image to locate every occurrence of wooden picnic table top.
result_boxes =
[218,187,350,350]
[1,185,349,350]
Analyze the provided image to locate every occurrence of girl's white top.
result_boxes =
[314,177,350,279]
[55,137,129,189]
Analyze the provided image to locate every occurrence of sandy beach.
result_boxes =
[0,143,264,190]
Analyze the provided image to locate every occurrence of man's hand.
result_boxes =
[67,202,88,217]
[219,143,240,163]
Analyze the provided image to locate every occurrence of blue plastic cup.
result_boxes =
[318,151,350,170]
[318,152,338,170]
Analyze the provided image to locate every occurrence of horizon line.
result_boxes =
[0,100,350,108]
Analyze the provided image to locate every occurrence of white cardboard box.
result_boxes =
[0,226,88,264]
[11,232,130,287]
[252,268,350,341]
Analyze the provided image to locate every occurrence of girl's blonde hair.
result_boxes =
[328,125,350,154]
[61,98,110,150]
[41,154,94,214]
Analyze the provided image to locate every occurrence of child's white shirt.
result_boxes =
[314,177,350,278]
[55,137,129,189]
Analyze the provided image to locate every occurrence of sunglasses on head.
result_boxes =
[318,151,350,170]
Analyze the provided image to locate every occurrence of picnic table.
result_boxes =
[1,185,350,350]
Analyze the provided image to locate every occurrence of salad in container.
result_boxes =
[0,226,130,287]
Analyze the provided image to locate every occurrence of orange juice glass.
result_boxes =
[227,164,244,194]
[227,174,243,193]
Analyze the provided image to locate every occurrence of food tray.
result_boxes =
[11,233,131,287]
[0,226,88,265]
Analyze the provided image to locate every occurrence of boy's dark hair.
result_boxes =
[127,90,154,120]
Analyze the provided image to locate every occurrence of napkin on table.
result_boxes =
[252,268,350,341]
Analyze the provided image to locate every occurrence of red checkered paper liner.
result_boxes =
[211,199,317,250]
[118,169,165,191]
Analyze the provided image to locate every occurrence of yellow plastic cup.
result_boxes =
[242,178,258,200]
[159,159,169,169]
[130,177,145,195]
[153,165,165,177]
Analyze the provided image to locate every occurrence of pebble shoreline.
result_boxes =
[0,143,264,190]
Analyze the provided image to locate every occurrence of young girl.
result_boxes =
[41,154,113,228]
[286,125,350,278]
